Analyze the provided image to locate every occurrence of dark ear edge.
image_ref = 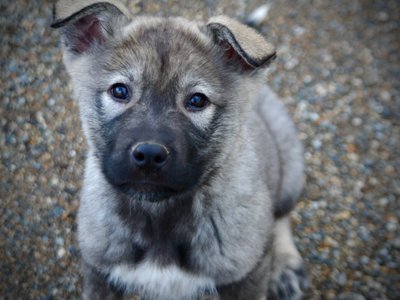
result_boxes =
[207,22,276,69]
[51,2,124,28]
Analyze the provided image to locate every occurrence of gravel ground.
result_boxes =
[1,0,399,299]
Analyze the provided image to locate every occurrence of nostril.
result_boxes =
[154,155,164,164]
[133,151,145,162]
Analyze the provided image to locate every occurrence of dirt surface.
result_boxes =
[1,0,399,299]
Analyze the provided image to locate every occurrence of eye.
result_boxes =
[109,83,130,102]
[185,93,210,112]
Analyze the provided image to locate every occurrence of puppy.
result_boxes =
[52,1,308,299]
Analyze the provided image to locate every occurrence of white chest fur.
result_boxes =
[108,262,216,299]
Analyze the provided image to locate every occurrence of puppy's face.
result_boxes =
[53,2,275,202]
[97,20,238,201]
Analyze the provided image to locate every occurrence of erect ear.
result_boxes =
[207,16,276,71]
[51,0,131,54]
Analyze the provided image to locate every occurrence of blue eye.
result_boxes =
[185,93,209,111]
[109,83,130,102]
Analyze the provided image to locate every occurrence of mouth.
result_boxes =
[131,181,176,192]
[119,181,179,201]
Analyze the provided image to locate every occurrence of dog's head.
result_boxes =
[52,0,276,202]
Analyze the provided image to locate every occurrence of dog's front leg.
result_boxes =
[267,217,309,300]
[82,263,123,300]
[217,254,272,300]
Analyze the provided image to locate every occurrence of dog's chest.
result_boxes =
[122,200,201,266]
[108,262,215,299]
[108,203,218,298]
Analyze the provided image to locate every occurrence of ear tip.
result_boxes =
[262,51,277,66]
[50,1,67,29]
[50,0,132,30]
[246,50,277,69]
[50,20,63,29]
[207,16,277,69]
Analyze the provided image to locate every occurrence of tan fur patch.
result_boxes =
[53,0,131,25]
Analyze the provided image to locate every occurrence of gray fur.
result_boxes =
[52,1,307,299]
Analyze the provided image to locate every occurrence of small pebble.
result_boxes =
[360,256,370,265]
[57,248,66,259]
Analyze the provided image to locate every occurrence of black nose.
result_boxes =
[131,143,170,169]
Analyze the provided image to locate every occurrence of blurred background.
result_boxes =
[0,0,399,299]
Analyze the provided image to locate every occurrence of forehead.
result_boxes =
[104,18,223,86]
